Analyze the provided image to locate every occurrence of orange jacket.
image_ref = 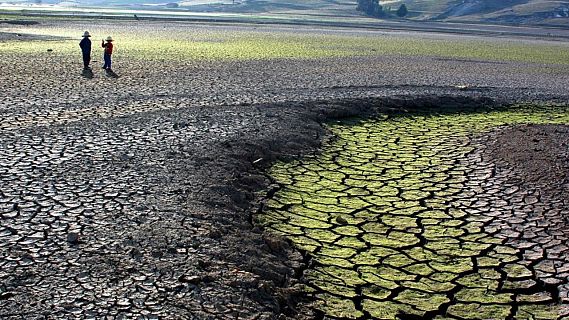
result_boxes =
[102,41,113,55]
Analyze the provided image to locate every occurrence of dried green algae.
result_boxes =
[3,26,569,64]
[260,106,569,319]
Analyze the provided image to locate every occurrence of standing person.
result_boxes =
[101,36,114,71]
[79,31,91,70]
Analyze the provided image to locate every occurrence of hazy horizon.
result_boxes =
[0,0,239,4]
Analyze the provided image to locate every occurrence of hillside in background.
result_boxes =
[407,0,569,24]
[211,0,569,25]
[0,0,568,25]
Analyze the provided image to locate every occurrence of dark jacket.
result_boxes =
[79,38,91,55]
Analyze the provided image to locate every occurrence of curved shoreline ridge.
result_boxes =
[259,106,569,319]
[1,17,569,319]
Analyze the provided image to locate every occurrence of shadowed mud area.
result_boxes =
[489,124,569,197]
[0,32,58,42]
[260,106,569,319]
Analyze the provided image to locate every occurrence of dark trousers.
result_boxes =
[82,53,90,69]
[103,53,112,70]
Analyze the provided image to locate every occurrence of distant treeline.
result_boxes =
[356,0,408,18]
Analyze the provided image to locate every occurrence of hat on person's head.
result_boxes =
[106,36,113,42]
[82,31,91,37]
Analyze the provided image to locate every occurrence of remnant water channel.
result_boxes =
[259,106,569,319]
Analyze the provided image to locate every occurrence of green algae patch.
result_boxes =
[456,273,499,290]
[503,263,533,279]
[317,294,363,319]
[362,285,391,300]
[362,300,424,319]
[401,277,455,293]
[516,304,568,319]
[447,303,511,319]
[261,106,569,318]
[455,288,512,304]
[394,290,450,312]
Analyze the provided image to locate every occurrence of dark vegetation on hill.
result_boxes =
[356,0,408,18]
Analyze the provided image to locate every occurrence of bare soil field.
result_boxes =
[0,18,569,319]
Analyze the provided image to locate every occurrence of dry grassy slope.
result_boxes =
[196,0,569,25]
[386,0,569,24]
[187,0,360,15]
[232,0,569,24]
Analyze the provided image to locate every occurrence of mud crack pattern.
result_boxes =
[261,107,569,319]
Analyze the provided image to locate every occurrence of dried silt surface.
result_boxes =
[259,106,569,319]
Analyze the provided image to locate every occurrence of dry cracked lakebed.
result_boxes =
[259,105,569,319]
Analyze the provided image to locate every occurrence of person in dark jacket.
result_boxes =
[79,31,91,70]
[101,36,114,71]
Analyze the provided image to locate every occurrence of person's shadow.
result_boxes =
[105,69,119,78]
[81,68,94,79]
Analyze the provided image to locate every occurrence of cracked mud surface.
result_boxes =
[1,18,569,319]
[261,107,569,319]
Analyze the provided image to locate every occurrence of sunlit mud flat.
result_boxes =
[259,106,569,319]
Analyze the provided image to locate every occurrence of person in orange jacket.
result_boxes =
[101,36,114,71]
